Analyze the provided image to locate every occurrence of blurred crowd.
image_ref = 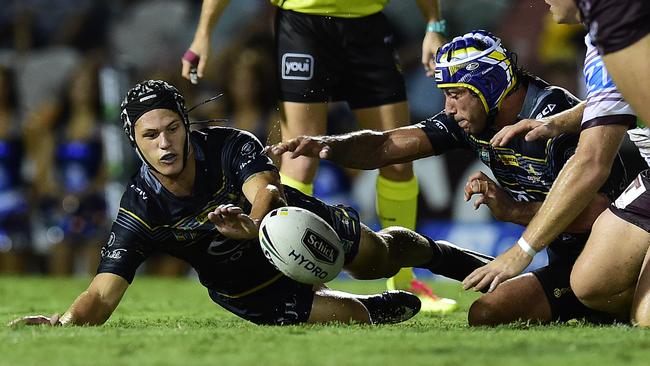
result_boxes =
[0,0,627,276]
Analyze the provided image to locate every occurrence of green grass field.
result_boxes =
[1,276,649,366]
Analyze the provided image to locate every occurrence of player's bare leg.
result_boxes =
[355,101,458,313]
[571,209,650,320]
[631,247,650,326]
[468,273,551,326]
[279,102,328,195]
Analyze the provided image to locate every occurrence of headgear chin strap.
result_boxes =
[120,80,191,174]
[434,30,518,117]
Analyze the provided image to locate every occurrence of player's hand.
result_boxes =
[208,204,259,240]
[265,136,332,160]
[464,171,515,222]
[490,118,565,147]
[181,37,210,84]
[8,313,61,327]
[422,32,446,77]
[462,244,532,293]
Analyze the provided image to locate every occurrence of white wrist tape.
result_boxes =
[517,237,538,257]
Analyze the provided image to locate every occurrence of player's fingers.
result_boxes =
[290,138,314,159]
[464,181,473,201]
[462,267,485,290]
[488,275,502,293]
[473,196,486,210]
[466,171,485,182]
[10,315,50,326]
[319,146,332,160]
[196,59,206,79]
[181,60,192,80]
[473,272,496,292]
[525,125,551,141]
[491,127,513,147]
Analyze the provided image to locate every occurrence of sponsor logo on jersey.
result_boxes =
[496,153,519,167]
[107,232,116,247]
[301,229,338,264]
[465,62,480,71]
[282,53,314,80]
[535,104,556,119]
[130,184,148,200]
[241,141,255,155]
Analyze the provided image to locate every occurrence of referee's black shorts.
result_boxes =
[274,9,407,109]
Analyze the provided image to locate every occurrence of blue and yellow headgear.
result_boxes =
[435,30,518,116]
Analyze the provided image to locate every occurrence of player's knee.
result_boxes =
[570,272,601,307]
[379,163,413,180]
[468,298,503,326]
[632,313,650,328]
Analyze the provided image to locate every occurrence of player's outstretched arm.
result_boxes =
[267,126,433,170]
[181,0,231,83]
[490,101,586,147]
[208,171,286,240]
[8,273,129,327]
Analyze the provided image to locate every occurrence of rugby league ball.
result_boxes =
[259,207,344,284]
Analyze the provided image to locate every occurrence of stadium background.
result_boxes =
[0,0,644,277]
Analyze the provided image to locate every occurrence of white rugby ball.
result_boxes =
[259,206,344,284]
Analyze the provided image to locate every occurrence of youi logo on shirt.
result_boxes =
[282,53,314,80]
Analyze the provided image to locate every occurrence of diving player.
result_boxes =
[181,0,456,312]
[9,80,490,327]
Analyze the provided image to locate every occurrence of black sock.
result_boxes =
[417,237,493,282]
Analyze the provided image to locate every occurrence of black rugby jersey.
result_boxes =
[418,75,627,203]
[417,75,628,251]
[97,127,283,297]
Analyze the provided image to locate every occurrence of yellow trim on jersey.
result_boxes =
[470,138,552,164]
[212,273,285,299]
[270,0,388,18]
[119,207,156,231]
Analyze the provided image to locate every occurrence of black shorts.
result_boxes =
[284,185,362,264]
[209,275,315,325]
[577,0,650,54]
[610,169,650,232]
[532,234,610,322]
[208,186,362,325]
[274,9,407,109]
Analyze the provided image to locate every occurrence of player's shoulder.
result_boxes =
[418,110,457,131]
[192,126,263,154]
[120,169,153,216]
[520,74,580,120]
[193,126,261,143]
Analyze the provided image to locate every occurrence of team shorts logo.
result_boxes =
[282,53,314,80]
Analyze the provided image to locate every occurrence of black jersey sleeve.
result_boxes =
[96,209,153,283]
[222,129,278,186]
[414,111,470,154]
[547,133,629,201]
[547,133,579,179]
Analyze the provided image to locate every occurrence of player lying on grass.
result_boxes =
[268,30,631,325]
[8,80,491,327]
